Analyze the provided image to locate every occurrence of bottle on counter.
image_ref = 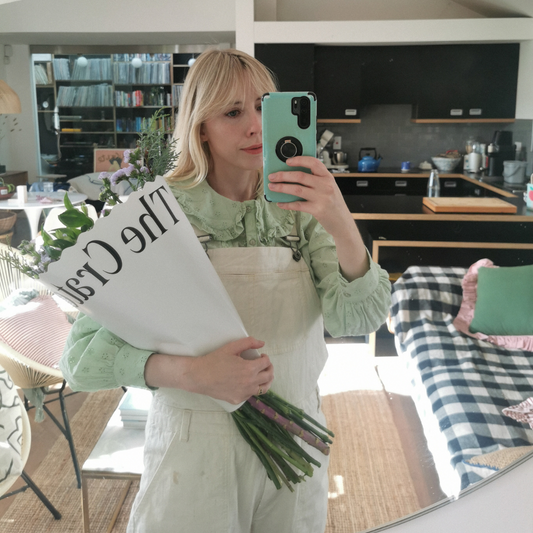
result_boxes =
[427,169,440,197]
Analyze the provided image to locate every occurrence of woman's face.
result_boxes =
[200,82,263,176]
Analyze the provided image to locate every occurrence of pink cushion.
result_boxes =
[0,295,72,369]
[453,259,533,351]
[503,397,533,429]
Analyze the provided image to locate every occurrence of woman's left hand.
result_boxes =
[267,156,354,240]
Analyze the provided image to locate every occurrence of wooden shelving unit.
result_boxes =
[33,52,195,177]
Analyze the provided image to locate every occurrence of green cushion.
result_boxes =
[469,265,533,336]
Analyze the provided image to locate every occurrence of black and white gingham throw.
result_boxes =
[390,266,533,491]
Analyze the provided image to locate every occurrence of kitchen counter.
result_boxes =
[336,171,533,271]
[331,169,532,220]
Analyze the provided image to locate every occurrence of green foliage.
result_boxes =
[99,109,179,206]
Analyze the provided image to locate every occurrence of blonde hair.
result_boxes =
[166,48,277,193]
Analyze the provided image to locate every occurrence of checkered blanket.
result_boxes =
[390,266,533,492]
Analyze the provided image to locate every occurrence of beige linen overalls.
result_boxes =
[128,221,330,533]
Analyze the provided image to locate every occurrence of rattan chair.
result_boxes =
[0,376,61,519]
[0,243,82,488]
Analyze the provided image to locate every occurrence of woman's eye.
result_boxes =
[227,110,240,118]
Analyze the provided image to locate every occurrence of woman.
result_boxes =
[60,49,391,533]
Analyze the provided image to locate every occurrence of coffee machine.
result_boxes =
[487,130,515,177]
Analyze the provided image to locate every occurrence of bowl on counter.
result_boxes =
[431,156,462,173]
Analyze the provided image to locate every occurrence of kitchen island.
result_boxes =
[333,170,532,273]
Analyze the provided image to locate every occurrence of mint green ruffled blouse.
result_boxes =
[60,179,391,392]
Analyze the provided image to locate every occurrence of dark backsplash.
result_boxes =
[321,105,532,176]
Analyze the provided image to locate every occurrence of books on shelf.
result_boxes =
[116,113,172,133]
[172,85,183,109]
[115,87,171,108]
[34,63,53,85]
[113,53,171,62]
[57,84,113,107]
[71,58,112,81]
[113,62,170,85]
[53,58,71,80]
[118,388,153,429]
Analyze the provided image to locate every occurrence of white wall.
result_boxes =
[0,58,10,171]
[1,45,39,179]
[516,40,533,119]
[273,0,483,21]
[0,0,235,35]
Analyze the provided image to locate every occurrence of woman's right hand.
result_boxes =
[186,337,274,404]
[145,337,274,405]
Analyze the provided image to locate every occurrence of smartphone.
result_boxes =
[262,91,317,203]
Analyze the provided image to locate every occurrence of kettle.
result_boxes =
[358,147,382,172]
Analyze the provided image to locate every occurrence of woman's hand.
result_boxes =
[267,156,369,281]
[267,156,353,239]
[145,337,274,405]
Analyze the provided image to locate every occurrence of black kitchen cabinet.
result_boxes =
[313,46,362,120]
[413,44,520,120]
[255,42,520,123]
[255,44,314,92]
[360,46,421,106]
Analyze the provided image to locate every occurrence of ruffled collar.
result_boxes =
[168,178,295,241]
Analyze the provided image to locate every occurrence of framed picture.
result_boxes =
[93,149,129,173]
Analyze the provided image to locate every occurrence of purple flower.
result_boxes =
[123,149,132,164]
[140,166,149,174]
[123,164,135,177]
[110,168,126,185]
[98,172,109,181]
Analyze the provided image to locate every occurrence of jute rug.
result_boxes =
[1,372,420,532]
[322,389,421,532]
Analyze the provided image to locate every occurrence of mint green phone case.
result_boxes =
[262,92,317,203]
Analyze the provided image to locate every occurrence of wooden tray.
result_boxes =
[423,197,517,213]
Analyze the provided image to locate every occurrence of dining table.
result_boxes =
[0,190,88,241]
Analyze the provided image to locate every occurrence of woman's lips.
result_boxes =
[242,144,262,155]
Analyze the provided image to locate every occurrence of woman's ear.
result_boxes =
[200,124,208,142]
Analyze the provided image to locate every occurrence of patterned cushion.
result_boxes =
[0,365,23,485]
[0,295,72,369]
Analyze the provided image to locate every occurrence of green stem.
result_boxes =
[232,414,284,490]
[263,391,335,437]
[247,424,314,478]
[239,404,322,468]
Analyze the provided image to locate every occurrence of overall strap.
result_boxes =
[192,225,211,255]
[282,212,302,262]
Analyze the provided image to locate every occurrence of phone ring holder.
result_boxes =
[276,136,303,162]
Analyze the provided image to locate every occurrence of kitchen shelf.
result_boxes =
[318,119,361,124]
[411,118,516,124]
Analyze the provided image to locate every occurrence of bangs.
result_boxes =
[200,54,277,121]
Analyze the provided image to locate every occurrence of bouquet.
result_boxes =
[0,112,334,491]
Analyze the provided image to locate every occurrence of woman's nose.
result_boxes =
[247,110,262,136]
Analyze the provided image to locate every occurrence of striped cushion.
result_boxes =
[0,295,72,369]
[0,365,23,484]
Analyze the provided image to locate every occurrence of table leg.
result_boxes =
[24,207,44,241]
[82,474,90,533]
